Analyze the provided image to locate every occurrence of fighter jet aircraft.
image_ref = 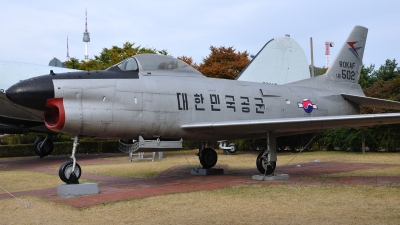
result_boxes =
[1,39,301,158]
[6,25,400,184]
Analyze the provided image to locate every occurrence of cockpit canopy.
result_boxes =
[108,54,203,77]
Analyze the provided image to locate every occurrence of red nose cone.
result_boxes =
[44,98,65,131]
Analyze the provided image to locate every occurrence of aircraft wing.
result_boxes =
[341,94,400,110]
[181,113,400,136]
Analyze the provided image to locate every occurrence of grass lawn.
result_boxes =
[1,185,400,224]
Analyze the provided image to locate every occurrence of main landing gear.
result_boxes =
[198,142,218,169]
[197,134,277,175]
[256,151,276,175]
[33,135,54,158]
[59,135,82,184]
[255,132,277,175]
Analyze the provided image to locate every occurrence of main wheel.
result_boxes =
[59,161,82,183]
[227,143,237,154]
[199,148,218,169]
[256,151,276,175]
[33,137,54,157]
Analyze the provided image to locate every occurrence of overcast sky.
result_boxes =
[0,0,398,69]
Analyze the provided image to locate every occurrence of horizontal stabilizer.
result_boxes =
[341,94,400,110]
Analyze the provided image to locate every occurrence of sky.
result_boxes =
[0,0,398,69]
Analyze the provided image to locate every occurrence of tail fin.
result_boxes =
[325,25,368,84]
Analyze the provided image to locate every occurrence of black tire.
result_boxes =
[59,161,82,183]
[256,151,276,175]
[227,143,237,154]
[199,148,218,169]
[33,137,54,157]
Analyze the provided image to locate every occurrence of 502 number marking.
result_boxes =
[341,70,355,80]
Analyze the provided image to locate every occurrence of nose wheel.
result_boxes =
[59,161,81,184]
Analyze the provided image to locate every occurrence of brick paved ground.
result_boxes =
[0,153,399,208]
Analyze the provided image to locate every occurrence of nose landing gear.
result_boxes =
[59,161,81,184]
[58,135,81,184]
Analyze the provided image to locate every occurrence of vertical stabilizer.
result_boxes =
[325,26,368,84]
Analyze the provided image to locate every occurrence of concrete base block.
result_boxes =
[57,183,99,198]
[252,174,290,181]
[191,168,224,175]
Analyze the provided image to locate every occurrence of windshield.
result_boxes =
[117,58,138,71]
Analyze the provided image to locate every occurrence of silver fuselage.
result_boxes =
[54,74,360,140]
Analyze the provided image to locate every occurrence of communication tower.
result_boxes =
[83,8,90,61]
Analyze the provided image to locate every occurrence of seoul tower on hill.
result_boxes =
[83,8,90,61]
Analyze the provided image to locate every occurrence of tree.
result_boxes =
[197,46,250,79]
[65,57,81,69]
[79,59,103,71]
[373,59,398,81]
[358,64,375,89]
[319,128,380,151]
[313,66,327,76]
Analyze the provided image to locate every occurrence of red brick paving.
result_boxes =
[1,153,400,208]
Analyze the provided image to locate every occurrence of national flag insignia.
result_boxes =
[298,99,317,113]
